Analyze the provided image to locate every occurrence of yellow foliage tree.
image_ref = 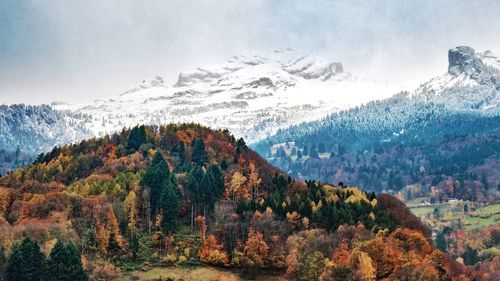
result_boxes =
[350,249,376,281]
[199,234,229,266]
[107,207,123,248]
[244,229,269,267]
[230,172,247,203]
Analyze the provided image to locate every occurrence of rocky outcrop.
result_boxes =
[174,68,225,87]
[448,46,484,78]
[284,56,345,80]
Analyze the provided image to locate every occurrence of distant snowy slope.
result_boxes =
[411,46,500,109]
[256,46,500,153]
[0,105,91,153]
[52,50,399,144]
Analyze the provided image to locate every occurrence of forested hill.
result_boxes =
[0,123,487,280]
[253,47,500,201]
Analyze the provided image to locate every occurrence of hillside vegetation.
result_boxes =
[0,124,494,280]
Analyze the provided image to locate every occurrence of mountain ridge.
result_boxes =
[0,49,399,155]
[252,47,500,201]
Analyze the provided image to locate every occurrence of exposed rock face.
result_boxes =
[284,56,345,80]
[121,76,166,96]
[448,46,484,77]
[174,68,224,87]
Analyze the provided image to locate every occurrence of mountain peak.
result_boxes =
[448,46,484,77]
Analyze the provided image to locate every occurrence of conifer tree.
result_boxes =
[171,141,186,166]
[6,236,46,281]
[160,180,179,234]
[47,241,88,281]
[141,151,171,215]
[0,246,5,281]
[127,125,147,152]
[309,147,319,159]
[186,165,204,230]
[191,138,208,166]
[107,233,121,256]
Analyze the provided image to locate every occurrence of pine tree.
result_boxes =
[236,138,248,157]
[206,164,224,202]
[141,151,171,215]
[191,138,208,166]
[220,159,228,170]
[171,141,186,166]
[127,125,147,152]
[309,147,319,159]
[6,236,46,281]
[160,180,179,234]
[186,165,204,231]
[435,233,447,252]
[129,234,140,261]
[47,241,88,281]
[0,246,5,281]
[107,233,121,256]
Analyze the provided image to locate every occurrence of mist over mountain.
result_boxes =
[1,1,500,279]
[0,50,399,156]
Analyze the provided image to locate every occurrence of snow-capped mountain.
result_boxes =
[2,47,498,156]
[255,46,500,153]
[49,50,398,144]
[411,46,500,110]
[0,104,91,154]
[253,47,500,190]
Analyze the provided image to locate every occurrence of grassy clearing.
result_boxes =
[409,201,500,231]
[410,205,448,217]
[475,203,500,214]
[463,213,500,230]
[463,203,500,230]
[125,266,285,281]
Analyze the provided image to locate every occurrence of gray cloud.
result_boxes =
[1,0,499,104]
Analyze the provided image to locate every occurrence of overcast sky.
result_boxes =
[1,0,500,104]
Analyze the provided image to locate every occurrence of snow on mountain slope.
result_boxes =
[0,104,91,154]
[256,47,500,153]
[411,46,500,110]
[53,49,399,143]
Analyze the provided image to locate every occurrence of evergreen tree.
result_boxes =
[0,246,5,281]
[129,234,140,261]
[435,233,447,252]
[6,236,46,281]
[481,173,489,191]
[297,150,302,159]
[191,138,208,166]
[141,151,171,215]
[107,233,121,256]
[207,165,224,199]
[186,165,204,206]
[309,147,319,159]
[127,125,147,152]
[318,143,326,153]
[236,138,248,156]
[160,180,180,234]
[220,159,228,170]
[47,241,88,281]
[463,246,479,266]
[186,165,204,230]
[171,141,185,166]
